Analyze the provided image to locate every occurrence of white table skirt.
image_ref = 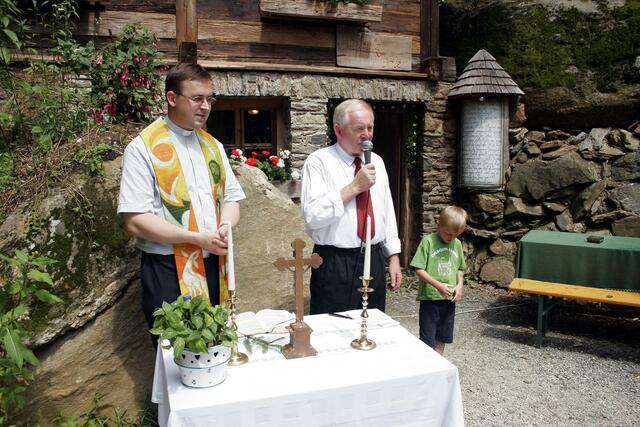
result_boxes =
[152,310,464,427]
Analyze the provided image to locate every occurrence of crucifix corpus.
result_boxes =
[274,238,323,359]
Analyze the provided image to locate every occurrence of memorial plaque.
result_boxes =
[458,98,508,189]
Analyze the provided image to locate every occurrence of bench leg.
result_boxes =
[536,296,545,348]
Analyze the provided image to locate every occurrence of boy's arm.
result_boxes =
[452,270,464,302]
[415,269,453,298]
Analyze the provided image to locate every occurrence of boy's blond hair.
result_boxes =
[438,206,468,233]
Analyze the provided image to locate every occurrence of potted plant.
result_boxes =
[150,295,238,388]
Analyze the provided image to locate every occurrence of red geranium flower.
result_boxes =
[261,150,271,157]
[230,149,241,157]
[251,151,258,157]
[269,155,280,166]
[245,158,257,166]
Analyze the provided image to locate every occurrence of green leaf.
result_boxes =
[7,280,20,295]
[34,289,62,304]
[31,257,57,266]
[172,337,185,360]
[10,304,27,320]
[3,29,19,47]
[31,125,42,134]
[27,270,53,286]
[3,327,23,369]
[22,348,40,367]
[201,328,214,342]
[0,47,10,64]
[14,250,28,262]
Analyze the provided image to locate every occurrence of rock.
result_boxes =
[546,130,572,140]
[488,239,516,256]
[619,129,639,151]
[509,102,526,128]
[525,130,545,144]
[608,183,640,214]
[504,197,545,217]
[479,257,515,288]
[23,282,154,425]
[571,222,587,233]
[514,151,529,163]
[578,128,611,151]
[580,144,626,160]
[506,152,600,200]
[233,164,313,312]
[465,226,499,239]
[555,210,574,231]
[541,144,577,159]
[612,216,640,237]
[570,181,607,221]
[589,210,629,225]
[539,140,566,152]
[472,193,504,214]
[542,201,566,213]
[611,152,640,181]
[524,142,541,156]
[509,127,527,144]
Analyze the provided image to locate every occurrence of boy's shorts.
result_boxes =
[419,300,455,348]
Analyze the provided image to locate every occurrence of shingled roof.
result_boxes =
[448,49,524,99]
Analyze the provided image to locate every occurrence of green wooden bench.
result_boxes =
[509,278,640,347]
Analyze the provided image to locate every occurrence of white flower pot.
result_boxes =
[175,344,231,388]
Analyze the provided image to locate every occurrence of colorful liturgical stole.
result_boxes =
[140,118,229,305]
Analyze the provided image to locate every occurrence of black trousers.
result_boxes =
[140,252,221,329]
[310,243,387,315]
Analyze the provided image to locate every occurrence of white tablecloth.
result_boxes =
[152,310,464,427]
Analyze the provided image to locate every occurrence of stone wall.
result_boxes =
[209,72,443,170]
[421,95,640,287]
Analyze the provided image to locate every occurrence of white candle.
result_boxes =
[226,222,235,291]
[363,216,371,279]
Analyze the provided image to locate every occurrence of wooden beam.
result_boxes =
[259,0,383,23]
[420,0,438,59]
[337,26,412,71]
[176,0,197,63]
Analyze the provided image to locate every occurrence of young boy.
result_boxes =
[410,206,468,355]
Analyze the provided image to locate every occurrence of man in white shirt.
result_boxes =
[118,63,245,331]
[301,99,402,314]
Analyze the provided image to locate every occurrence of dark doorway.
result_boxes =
[327,100,424,267]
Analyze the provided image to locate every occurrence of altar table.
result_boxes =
[515,230,640,290]
[152,310,464,426]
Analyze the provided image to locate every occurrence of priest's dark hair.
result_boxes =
[164,63,211,95]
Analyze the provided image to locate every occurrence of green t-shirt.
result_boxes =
[410,232,466,301]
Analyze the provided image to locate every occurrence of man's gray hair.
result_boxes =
[333,99,374,126]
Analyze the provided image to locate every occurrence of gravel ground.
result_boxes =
[386,275,640,427]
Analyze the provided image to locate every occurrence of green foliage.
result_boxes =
[75,143,113,177]
[150,296,237,361]
[56,23,165,123]
[52,393,158,427]
[0,250,61,422]
[0,152,12,190]
[441,2,640,90]
[0,0,29,63]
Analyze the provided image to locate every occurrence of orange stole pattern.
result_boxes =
[140,118,228,304]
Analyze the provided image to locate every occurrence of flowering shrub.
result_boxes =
[56,23,166,123]
[229,148,292,181]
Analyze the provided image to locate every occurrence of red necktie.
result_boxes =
[354,157,376,241]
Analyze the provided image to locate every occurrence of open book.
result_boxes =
[235,309,295,335]
[338,309,400,329]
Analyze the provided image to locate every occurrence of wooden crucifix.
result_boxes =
[274,238,323,359]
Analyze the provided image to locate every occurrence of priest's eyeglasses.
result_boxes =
[175,93,216,106]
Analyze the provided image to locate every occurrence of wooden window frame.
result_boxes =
[208,97,287,154]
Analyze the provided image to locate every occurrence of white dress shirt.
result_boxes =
[117,116,246,255]
[301,143,401,258]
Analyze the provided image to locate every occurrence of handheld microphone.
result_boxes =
[362,140,373,165]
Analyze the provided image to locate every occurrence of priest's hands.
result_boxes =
[195,227,228,255]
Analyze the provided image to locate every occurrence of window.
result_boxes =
[207,97,288,154]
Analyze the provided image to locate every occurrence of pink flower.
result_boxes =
[90,109,104,124]
[245,158,257,167]
[53,54,61,62]
[95,54,104,65]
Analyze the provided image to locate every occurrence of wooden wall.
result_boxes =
[74,0,423,73]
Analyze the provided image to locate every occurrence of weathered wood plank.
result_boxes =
[198,40,335,66]
[336,26,412,71]
[259,0,383,23]
[368,0,420,34]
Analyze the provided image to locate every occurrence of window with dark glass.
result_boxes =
[206,98,287,154]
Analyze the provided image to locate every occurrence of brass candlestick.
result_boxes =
[227,290,249,366]
[350,276,376,351]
